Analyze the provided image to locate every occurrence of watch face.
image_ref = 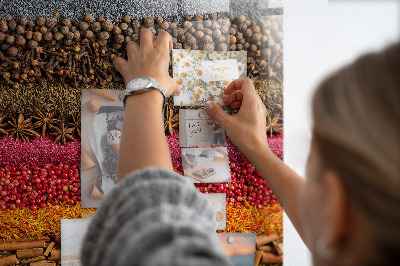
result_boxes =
[130,77,151,90]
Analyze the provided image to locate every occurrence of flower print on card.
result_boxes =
[172,49,247,106]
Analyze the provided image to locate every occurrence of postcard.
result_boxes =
[182,147,231,183]
[173,49,247,106]
[218,233,256,266]
[179,109,225,147]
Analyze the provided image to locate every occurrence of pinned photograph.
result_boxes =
[173,49,247,106]
[218,233,256,266]
[61,219,92,266]
[205,193,226,230]
[179,109,225,147]
[182,147,231,183]
[81,89,125,208]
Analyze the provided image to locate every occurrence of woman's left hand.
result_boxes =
[113,29,179,97]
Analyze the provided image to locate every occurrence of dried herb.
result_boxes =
[50,122,74,145]
[32,111,60,136]
[0,202,96,240]
[164,106,179,135]
[255,78,283,134]
[219,202,283,236]
[0,81,81,120]
[67,112,81,137]
[266,113,282,137]
[0,117,7,135]
[7,114,39,141]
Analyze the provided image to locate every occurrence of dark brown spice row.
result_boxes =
[0,13,282,88]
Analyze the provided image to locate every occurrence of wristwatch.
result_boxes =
[121,77,166,107]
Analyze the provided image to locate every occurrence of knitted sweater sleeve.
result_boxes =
[81,167,232,266]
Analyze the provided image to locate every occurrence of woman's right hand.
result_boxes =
[205,78,269,156]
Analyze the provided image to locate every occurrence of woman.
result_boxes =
[81,29,400,265]
[203,118,225,146]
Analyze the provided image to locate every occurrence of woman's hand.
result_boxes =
[113,29,179,97]
[205,78,269,155]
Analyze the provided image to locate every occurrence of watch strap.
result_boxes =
[123,77,166,108]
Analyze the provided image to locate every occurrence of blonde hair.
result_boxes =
[312,43,400,263]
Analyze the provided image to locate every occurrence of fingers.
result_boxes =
[113,57,127,75]
[224,78,255,97]
[205,102,231,129]
[223,90,243,108]
[155,31,173,53]
[139,29,155,52]
[126,41,139,58]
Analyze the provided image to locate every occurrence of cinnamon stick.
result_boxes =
[31,262,56,266]
[261,252,283,264]
[0,255,18,266]
[273,238,283,255]
[20,255,45,264]
[44,242,55,257]
[0,240,46,251]
[3,237,40,243]
[48,249,61,261]
[257,245,275,253]
[256,233,281,247]
[254,250,263,266]
[16,248,44,259]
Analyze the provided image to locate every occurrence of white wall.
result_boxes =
[283,0,400,265]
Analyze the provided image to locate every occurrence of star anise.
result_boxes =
[266,112,283,137]
[0,117,8,135]
[7,114,40,141]
[164,107,179,135]
[32,110,60,136]
[67,112,81,137]
[50,122,75,145]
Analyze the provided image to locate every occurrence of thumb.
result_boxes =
[205,102,231,128]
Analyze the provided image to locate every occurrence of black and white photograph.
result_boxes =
[179,109,225,148]
[80,89,125,208]
[182,147,231,183]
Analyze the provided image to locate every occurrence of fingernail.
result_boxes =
[177,86,182,95]
[205,102,214,112]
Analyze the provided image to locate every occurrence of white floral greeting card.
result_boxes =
[173,49,247,106]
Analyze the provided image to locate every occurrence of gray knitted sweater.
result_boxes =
[81,167,232,266]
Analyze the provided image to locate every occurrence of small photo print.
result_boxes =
[205,193,226,230]
[61,219,92,266]
[179,109,225,147]
[81,89,125,208]
[182,147,231,183]
[218,233,256,266]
